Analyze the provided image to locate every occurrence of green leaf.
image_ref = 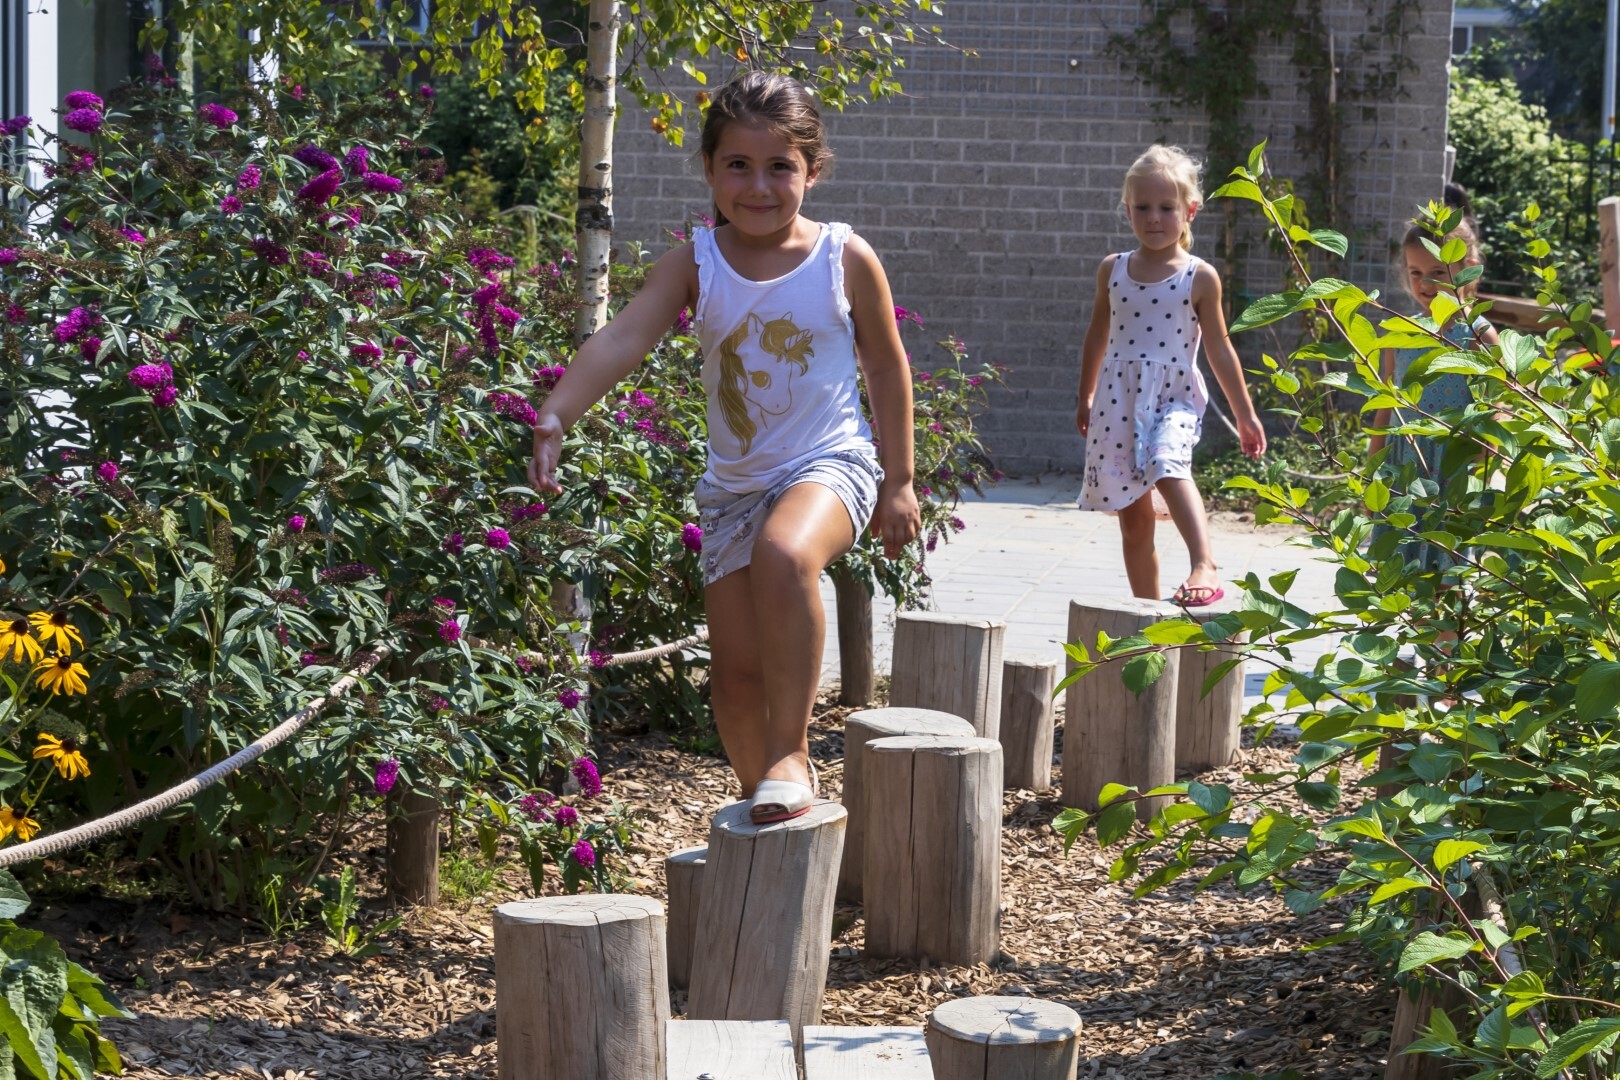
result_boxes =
[0,873,28,922]
[1141,620,1204,646]
[0,925,68,1078]
[1121,651,1168,695]
[1433,839,1484,873]
[1368,877,1430,905]
[1096,801,1137,847]
[1534,1018,1620,1077]
[1052,808,1091,852]
[1334,815,1386,841]
[1097,782,1132,807]
[1364,477,1389,512]
[1186,781,1230,816]
[1398,930,1476,973]
[1231,291,1304,333]
[1575,661,1620,721]
[1306,228,1349,256]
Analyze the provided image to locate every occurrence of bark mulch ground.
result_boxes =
[50,693,1395,1079]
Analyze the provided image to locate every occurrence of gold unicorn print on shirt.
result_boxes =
[716,312,815,455]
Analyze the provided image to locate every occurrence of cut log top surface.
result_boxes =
[1004,656,1059,670]
[847,707,977,737]
[666,1019,795,1079]
[494,894,663,927]
[896,611,1007,630]
[929,996,1083,1045]
[866,734,1003,757]
[1071,594,1181,618]
[709,798,847,838]
[803,1025,932,1077]
[667,845,707,865]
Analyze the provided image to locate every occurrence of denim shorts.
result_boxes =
[695,449,883,585]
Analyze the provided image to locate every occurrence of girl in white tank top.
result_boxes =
[528,73,920,825]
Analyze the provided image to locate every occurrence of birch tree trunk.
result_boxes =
[574,0,623,344]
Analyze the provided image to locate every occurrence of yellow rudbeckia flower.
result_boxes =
[0,807,40,843]
[0,617,42,664]
[32,655,89,695]
[33,733,90,781]
[28,611,83,655]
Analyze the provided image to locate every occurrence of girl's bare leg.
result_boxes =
[703,483,855,798]
[1155,477,1219,594]
[1117,493,1160,599]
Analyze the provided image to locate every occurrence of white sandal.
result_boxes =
[749,761,819,824]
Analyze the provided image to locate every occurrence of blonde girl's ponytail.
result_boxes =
[1120,144,1204,251]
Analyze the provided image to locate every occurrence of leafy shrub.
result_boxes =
[1059,158,1620,1076]
[1447,73,1593,295]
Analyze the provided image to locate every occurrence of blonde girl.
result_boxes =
[528,72,920,823]
[1076,145,1266,606]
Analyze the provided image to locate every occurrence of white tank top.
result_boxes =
[692,222,874,491]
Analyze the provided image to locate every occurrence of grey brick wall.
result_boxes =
[610,1,1453,474]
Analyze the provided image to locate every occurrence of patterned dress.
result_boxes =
[1079,253,1209,512]
[1378,315,1492,574]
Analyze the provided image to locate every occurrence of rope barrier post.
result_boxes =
[830,564,874,707]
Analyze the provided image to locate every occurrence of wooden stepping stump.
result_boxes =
[999,657,1058,792]
[494,895,668,1080]
[838,708,976,902]
[664,845,706,991]
[926,996,1083,1080]
[686,801,846,1045]
[1174,603,1246,774]
[864,736,1002,966]
[666,1019,794,1079]
[803,1025,932,1078]
[1063,596,1182,819]
[386,786,441,907]
[890,612,1007,738]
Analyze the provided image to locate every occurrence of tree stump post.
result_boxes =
[925,996,1083,1080]
[386,786,441,907]
[1600,195,1620,333]
[686,802,846,1047]
[889,612,1006,739]
[1063,596,1181,819]
[830,564,875,707]
[864,735,1002,966]
[1174,605,1246,774]
[494,895,668,1080]
[664,845,706,992]
[838,708,975,902]
[999,657,1058,791]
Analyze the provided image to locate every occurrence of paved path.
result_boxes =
[816,476,1340,704]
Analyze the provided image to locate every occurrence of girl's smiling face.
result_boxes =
[1404,241,1477,316]
[702,120,819,240]
[1125,171,1196,253]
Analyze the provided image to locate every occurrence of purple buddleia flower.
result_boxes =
[588,650,612,669]
[79,336,102,362]
[151,385,179,408]
[571,839,596,867]
[1,116,29,136]
[319,562,377,584]
[418,84,436,99]
[554,805,579,828]
[571,757,602,798]
[54,306,97,343]
[557,688,583,710]
[438,618,462,644]
[297,168,341,204]
[64,91,104,111]
[119,227,146,244]
[680,523,703,553]
[344,145,369,173]
[373,757,400,796]
[199,103,238,128]
[0,249,17,265]
[485,527,511,550]
[221,195,242,214]
[362,171,403,193]
[62,108,104,134]
[442,532,464,556]
[287,514,307,533]
[127,363,173,391]
[237,164,262,190]
[294,144,338,171]
[96,461,119,483]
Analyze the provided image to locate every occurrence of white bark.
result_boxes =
[574,0,622,344]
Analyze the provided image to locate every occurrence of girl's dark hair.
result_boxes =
[699,72,832,226]
[1443,180,1474,221]
[1402,206,1482,264]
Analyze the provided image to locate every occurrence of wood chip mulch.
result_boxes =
[47,693,1395,1079]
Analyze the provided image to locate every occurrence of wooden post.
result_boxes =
[664,845,706,992]
[386,787,441,907]
[1063,596,1181,819]
[666,1020,795,1078]
[1174,606,1246,774]
[686,802,846,1046]
[1600,195,1620,333]
[926,996,1082,1080]
[830,564,875,707]
[803,1026,932,1077]
[890,612,1006,739]
[999,658,1058,791]
[494,895,668,1080]
[838,708,975,902]
[864,736,1002,966]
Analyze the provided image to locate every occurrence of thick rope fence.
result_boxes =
[0,626,710,868]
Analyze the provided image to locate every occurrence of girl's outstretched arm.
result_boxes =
[1076,255,1115,436]
[1192,262,1266,460]
[845,234,921,559]
[528,246,697,492]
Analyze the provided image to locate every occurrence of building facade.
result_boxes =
[608,1,1456,474]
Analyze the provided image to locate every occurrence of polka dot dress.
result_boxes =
[1079,252,1210,512]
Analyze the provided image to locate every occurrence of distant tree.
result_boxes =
[1503,0,1607,139]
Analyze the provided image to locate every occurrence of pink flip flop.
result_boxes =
[1173,585,1225,608]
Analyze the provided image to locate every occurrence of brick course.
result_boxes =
[610,0,1452,473]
